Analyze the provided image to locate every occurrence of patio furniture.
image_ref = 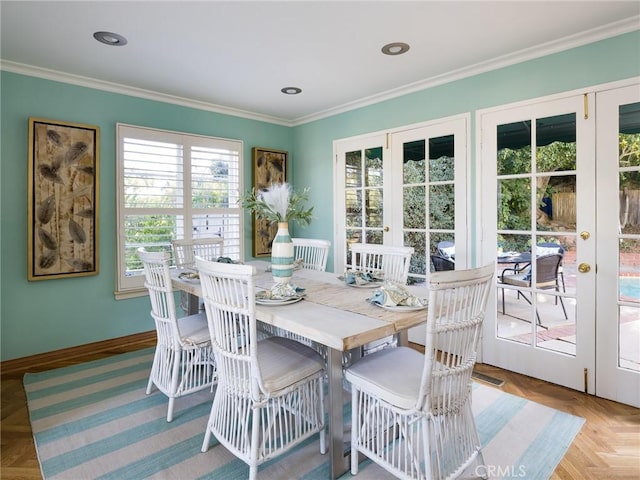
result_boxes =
[437,240,456,260]
[500,253,568,325]
[137,248,215,422]
[197,259,326,480]
[431,254,455,271]
[345,263,494,479]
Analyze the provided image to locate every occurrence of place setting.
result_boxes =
[366,283,428,312]
[177,256,241,283]
[338,269,385,288]
[255,282,306,306]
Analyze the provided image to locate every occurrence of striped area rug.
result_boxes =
[24,348,584,479]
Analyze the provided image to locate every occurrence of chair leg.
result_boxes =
[558,294,568,320]
[167,397,175,422]
[351,387,360,475]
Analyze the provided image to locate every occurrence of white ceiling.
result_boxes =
[1,1,639,125]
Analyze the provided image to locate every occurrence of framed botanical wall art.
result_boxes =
[251,146,287,257]
[27,118,100,280]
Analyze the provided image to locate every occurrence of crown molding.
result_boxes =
[291,17,640,126]
[0,60,294,127]
[2,16,637,128]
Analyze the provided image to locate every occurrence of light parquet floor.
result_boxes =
[1,338,639,480]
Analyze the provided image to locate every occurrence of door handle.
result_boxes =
[580,231,590,240]
[578,263,591,273]
[383,226,389,232]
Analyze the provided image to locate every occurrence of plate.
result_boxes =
[181,277,200,284]
[256,296,304,306]
[374,303,427,312]
[178,272,200,283]
[347,281,383,289]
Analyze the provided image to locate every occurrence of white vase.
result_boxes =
[271,222,294,284]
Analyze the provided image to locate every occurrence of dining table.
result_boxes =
[172,260,429,479]
[497,251,532,267]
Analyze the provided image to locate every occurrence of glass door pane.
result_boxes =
[616,102,640,372]
[344,146,384,265]
[496,113,578,355]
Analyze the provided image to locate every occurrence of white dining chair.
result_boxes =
[137,248,216,422]
[349,243,414,285]
[292,237,331,271]
[197,258,326,480]
[348,243,414,355]
[172,237,224,312]
[346,263,494,480]
[172,237,224,268]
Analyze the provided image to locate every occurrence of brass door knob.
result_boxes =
[580,231,590,240]
[578,263,591,273]
[383,226,390,232]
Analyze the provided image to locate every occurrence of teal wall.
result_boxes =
[2,31,638,361]
[1,74,293,361]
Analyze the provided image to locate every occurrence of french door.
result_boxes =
[480,83,640,406]
[333,115,470,281]
[334,116,470,345]
[480,93,597,393]
[595,84,640,407]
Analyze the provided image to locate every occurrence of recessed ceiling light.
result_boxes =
[381,42,410,56]
[281,87,302,95]
[93,31,128,46]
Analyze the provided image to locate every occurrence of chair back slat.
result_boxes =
[172,237,224,268]
[137,248,181,347]
[349,243,414,284]
[418,263,494,413]
[292,238,330,271]
[197,259,258,395]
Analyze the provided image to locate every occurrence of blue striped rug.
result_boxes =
[24,348,584,479]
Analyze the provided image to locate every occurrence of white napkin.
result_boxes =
[367,283,427,307]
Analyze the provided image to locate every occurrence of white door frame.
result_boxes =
[478,92,596,393]
[595,82,640,407]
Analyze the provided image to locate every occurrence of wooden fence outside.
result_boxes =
[552,190,640,227]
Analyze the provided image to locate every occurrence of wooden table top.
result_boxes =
[172,260,429,352]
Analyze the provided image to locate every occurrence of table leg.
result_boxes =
[327,348,349,479]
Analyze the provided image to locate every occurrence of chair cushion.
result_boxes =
[345,346,424,410]
[257,336,324,394]
[537,246,560,256]
[177,312,210,346]
[502,273,529,287]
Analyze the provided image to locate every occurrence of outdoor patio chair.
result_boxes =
[431,254,455,272]
[137,248,216,422]
[535,242,567,297]
[197,258,326,480]
[437,240,456,260]
[500,253,568,326]
[345,263,494,480]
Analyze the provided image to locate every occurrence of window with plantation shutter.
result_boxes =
[115,124,243,296]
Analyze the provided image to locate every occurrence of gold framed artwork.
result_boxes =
[27,118,100,280]
[251,146,287,257]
